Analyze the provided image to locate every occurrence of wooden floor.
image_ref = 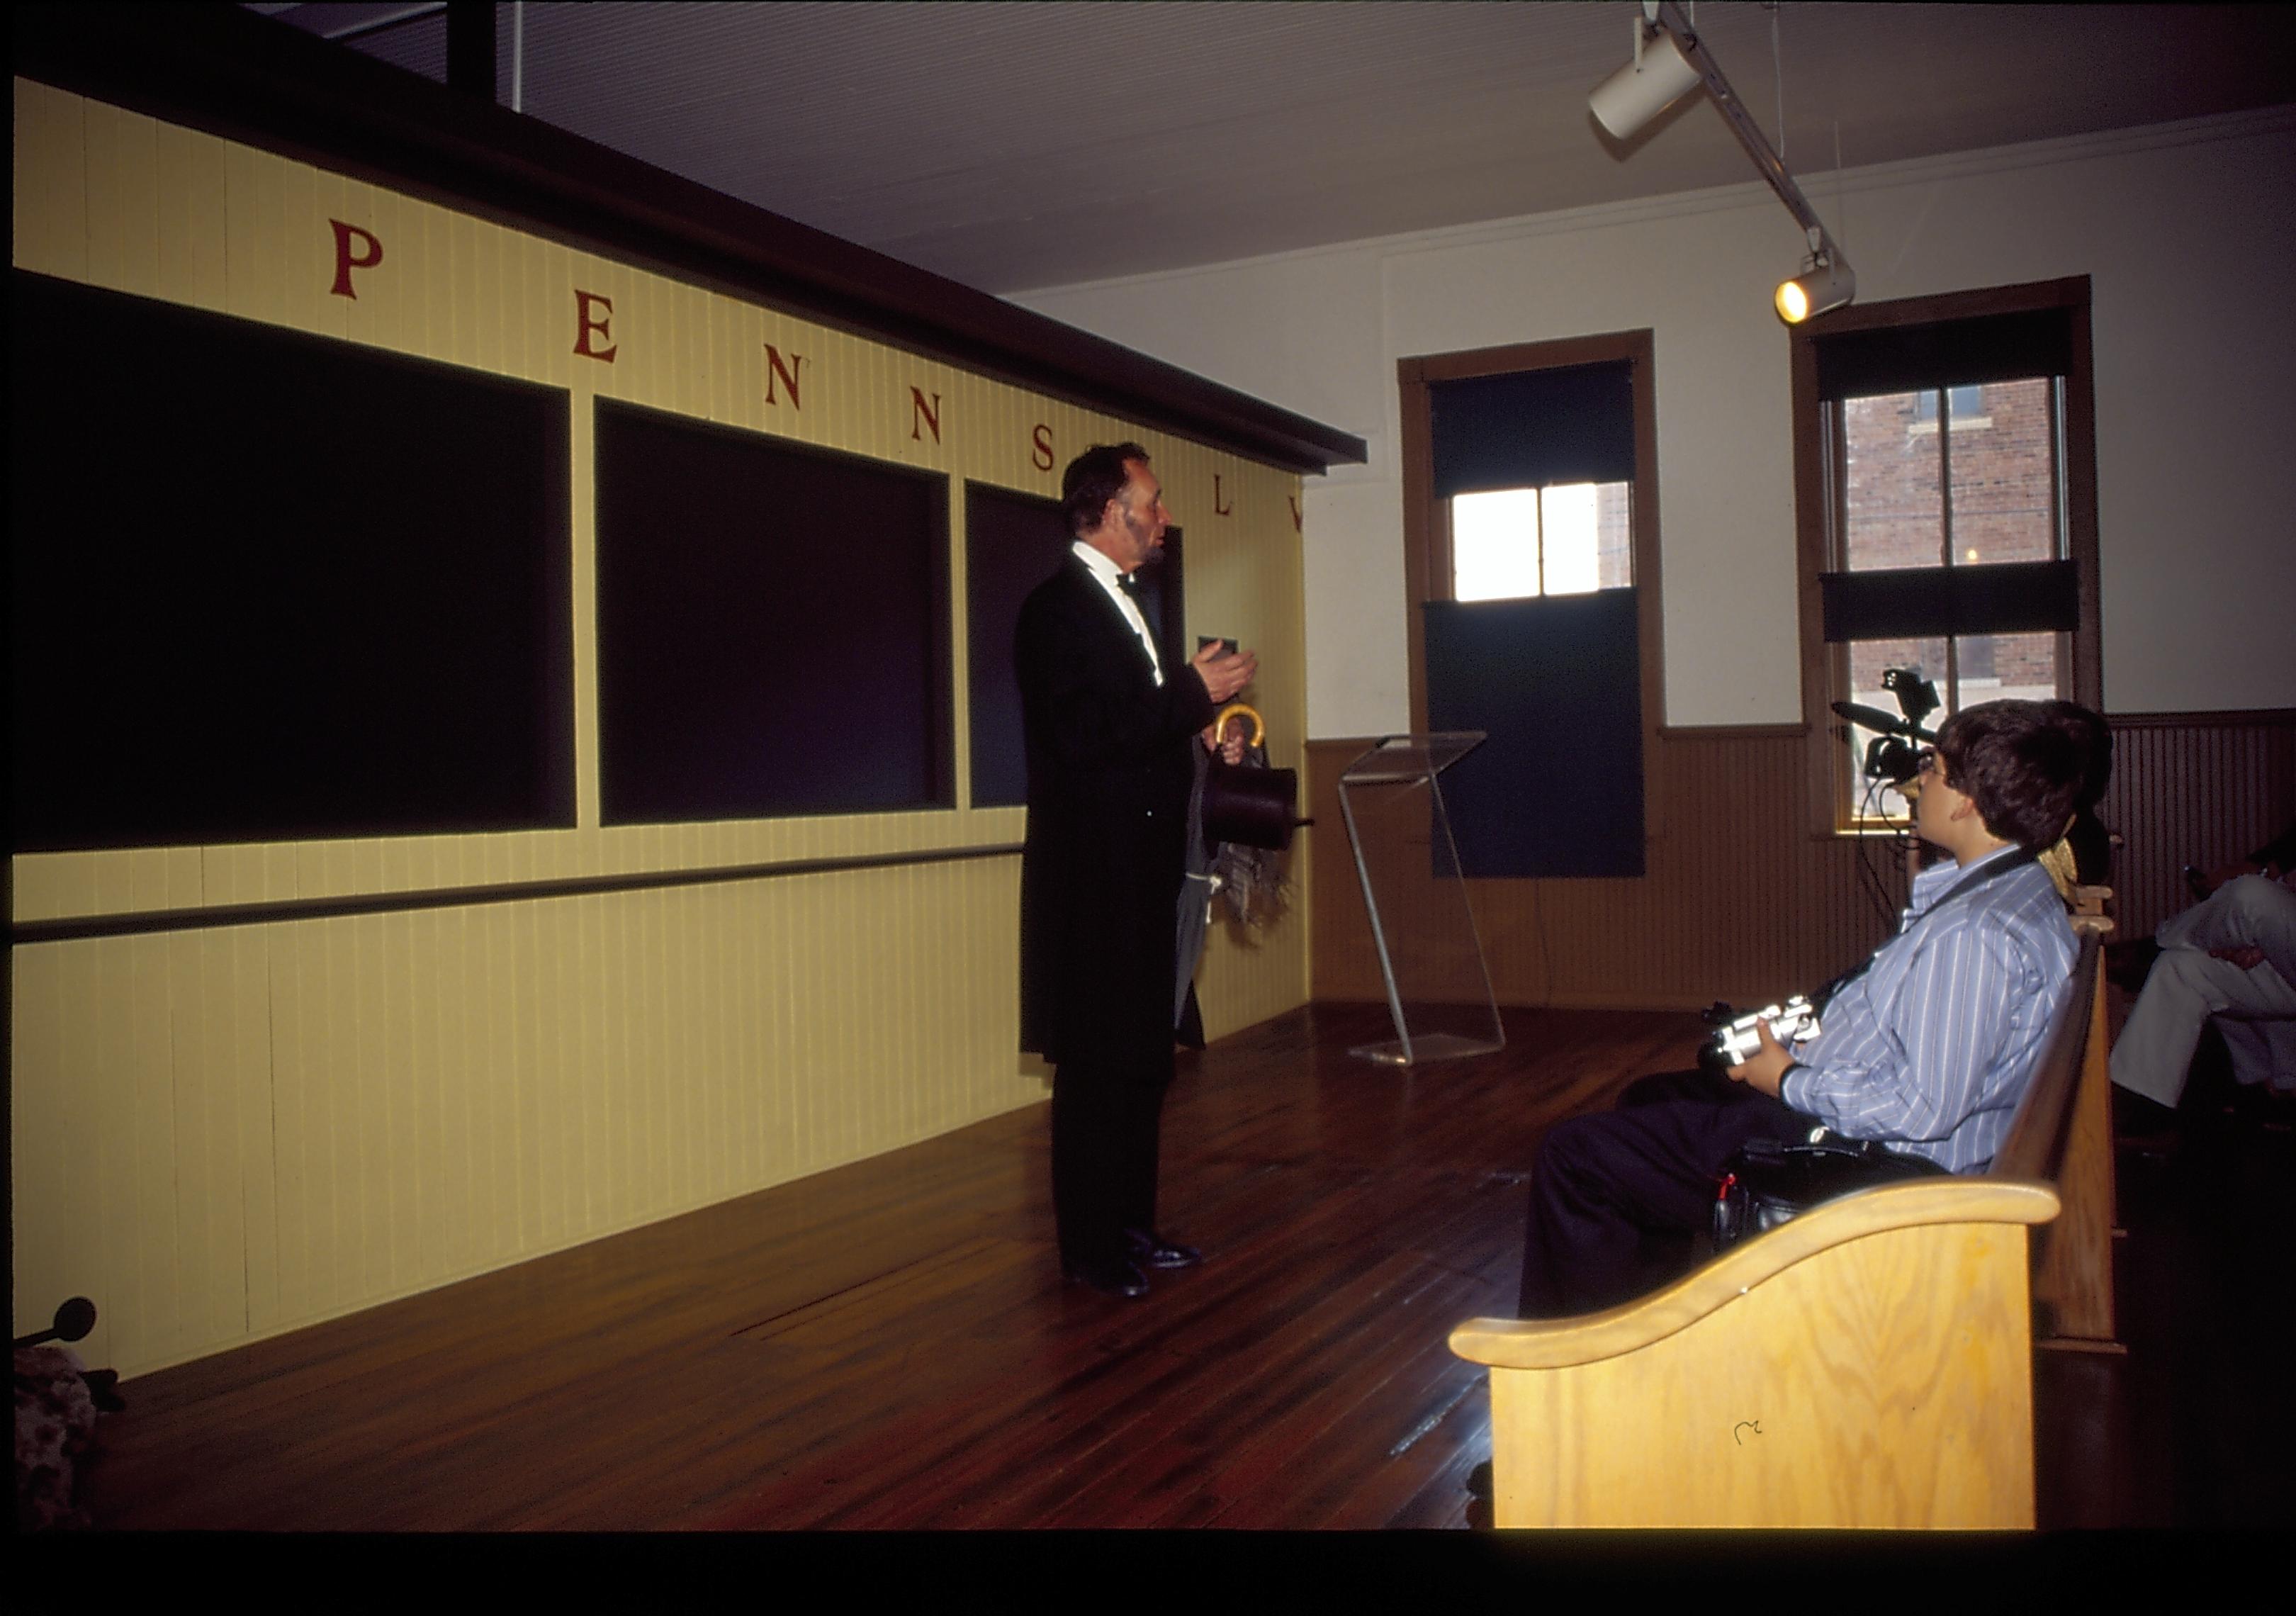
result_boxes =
[73,1002,1694,1532]
[55,1000,2296,1539]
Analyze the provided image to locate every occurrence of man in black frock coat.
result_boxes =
[1017,444,1258,1298]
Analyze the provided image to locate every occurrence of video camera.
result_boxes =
[1705,996,1824,1067]
[1830,666,1939,788]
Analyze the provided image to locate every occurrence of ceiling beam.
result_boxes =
[442,1,492,101]
[13,2,1367,475]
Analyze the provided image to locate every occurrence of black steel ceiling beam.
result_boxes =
[442,1,492,101]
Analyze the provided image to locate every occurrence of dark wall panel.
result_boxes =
[594,400,951,822]
[9,270,574,852]
[1422,592,1645,878]
[964,485,1069,809]
[1307,730,1900,1013]
[1312,712,2296,1011]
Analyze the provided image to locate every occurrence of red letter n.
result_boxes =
[909,387,941,444]
[574,291,617,362]
[329,220,383,299]
[765,344,804,408]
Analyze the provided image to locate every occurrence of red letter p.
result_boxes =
[329,220,383,300]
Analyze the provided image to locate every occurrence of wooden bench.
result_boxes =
[1448,925,2115,1529]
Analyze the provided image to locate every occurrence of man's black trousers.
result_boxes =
[1050,1047,1171,1267]
[1517,1068,1819,1318]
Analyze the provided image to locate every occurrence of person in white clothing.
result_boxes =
[2110,870,2296,1109]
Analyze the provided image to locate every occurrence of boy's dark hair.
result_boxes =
[1935,699,2099,853]
[1061,442,1151,538]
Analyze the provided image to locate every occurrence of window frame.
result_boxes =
[1399,330,1665,763]
[1789,278,2101,836]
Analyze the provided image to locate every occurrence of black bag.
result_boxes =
[1711,1130,1949,1250]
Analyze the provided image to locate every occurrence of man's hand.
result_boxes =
[1190,641,1257,705]
[1198,720,1248,764]
[1730,1017,1795,1098]
[2210,944,2268,971]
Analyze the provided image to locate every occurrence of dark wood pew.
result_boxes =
[1449,924,2114,1529]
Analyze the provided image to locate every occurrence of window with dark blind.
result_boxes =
[1401,335,1660,879]
[1791,281,2100,829]
[1434,362,1636,603]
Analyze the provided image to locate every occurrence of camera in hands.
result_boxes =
[1709,995,1823,1066]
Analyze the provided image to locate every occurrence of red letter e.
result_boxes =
[574,291,618,362]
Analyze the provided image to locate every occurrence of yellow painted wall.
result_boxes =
[10,79,1310,1376]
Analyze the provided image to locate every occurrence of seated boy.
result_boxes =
[1518,700,2093,1317]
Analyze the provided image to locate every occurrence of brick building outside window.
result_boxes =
[1789,279,2100,834]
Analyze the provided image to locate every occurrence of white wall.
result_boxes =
[1020,109,2296,735]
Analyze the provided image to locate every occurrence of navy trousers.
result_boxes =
[1517,1067,1818,1318]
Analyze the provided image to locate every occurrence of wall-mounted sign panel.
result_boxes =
[10,268,575,851]
[595,399,952,823]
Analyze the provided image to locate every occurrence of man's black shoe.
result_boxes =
[1123,1228,1203,1269]
[1062,1255,1149,1299]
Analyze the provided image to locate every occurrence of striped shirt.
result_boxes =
[1780,845,2075,1173]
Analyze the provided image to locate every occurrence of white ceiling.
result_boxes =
[254,2,2295,295]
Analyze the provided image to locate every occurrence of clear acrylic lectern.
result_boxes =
[1335,732,1505,1066]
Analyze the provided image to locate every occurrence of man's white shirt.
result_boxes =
[1071,539,1163,687]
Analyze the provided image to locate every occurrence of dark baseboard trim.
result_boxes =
[9,841,1024,947]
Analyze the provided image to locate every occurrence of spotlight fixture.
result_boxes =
[1588,18,1702,142]
[1774,242,1856,324]
[1589,2,1856,325]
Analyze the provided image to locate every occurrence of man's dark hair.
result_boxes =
[1062,442,1150,537]
[1935,699,2098,853]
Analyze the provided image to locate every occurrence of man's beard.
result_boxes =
[1129,517,1165,566]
